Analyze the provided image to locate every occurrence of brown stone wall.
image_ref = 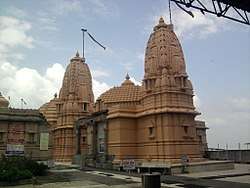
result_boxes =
[136,113,201,163]
[105,112,202,164]
[53,127,75,162]
[0,121,52,161]
[107,117,137,161]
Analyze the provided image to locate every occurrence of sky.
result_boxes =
[0,0,249,149]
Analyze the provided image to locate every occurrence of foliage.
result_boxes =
[0,155,48,182]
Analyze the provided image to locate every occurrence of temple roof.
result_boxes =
[98,74,141,103]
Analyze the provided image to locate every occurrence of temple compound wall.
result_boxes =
[0,93,52,161]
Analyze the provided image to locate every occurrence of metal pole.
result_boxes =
[81,28,87,59]
[169,0,172,24]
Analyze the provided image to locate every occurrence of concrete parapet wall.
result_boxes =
[208,150,250,163]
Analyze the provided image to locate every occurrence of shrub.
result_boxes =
[0,155,48,182]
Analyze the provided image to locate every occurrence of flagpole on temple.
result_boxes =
[80,27,106,60]
[81,28,87,59]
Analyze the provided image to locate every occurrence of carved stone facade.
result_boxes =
[40,18,208,165]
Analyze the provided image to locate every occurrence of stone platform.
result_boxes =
[171,160,234,174]
[138,160,234,174]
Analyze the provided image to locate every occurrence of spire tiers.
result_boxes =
[144,17,186,80]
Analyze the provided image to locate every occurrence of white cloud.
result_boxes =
[36,12,58,31]
[0,16,34,62]
[0,16,33,48]
[130,76,142,86]
[91,69,109,78]
[52,0,82,15]
[0,61,111,108]
[92,79,111,100]
[45,63,66,86]
[171,10,219,38]
[0,62,65,109]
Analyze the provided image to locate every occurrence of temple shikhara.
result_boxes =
[1,17,208,169]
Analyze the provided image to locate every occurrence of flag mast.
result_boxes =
[80,28,106,60]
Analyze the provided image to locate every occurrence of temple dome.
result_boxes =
[59,52,94,105]
[0,92,9,108]
[98,74,141,103]
[144,17,186,78]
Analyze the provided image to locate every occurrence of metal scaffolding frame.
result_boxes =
[170,0,250,25]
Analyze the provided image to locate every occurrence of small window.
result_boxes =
[28,133,35,143]
[98,138,104,153]
[82,136,86,143]
[99,141,104,153]
[149,127,154,137]
[83,103,87,111]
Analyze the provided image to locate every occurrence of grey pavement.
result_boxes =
[217,175,250,184]
[177,163,250,179]
[2,164,250,188]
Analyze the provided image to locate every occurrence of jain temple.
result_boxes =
[1,18,208,170]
